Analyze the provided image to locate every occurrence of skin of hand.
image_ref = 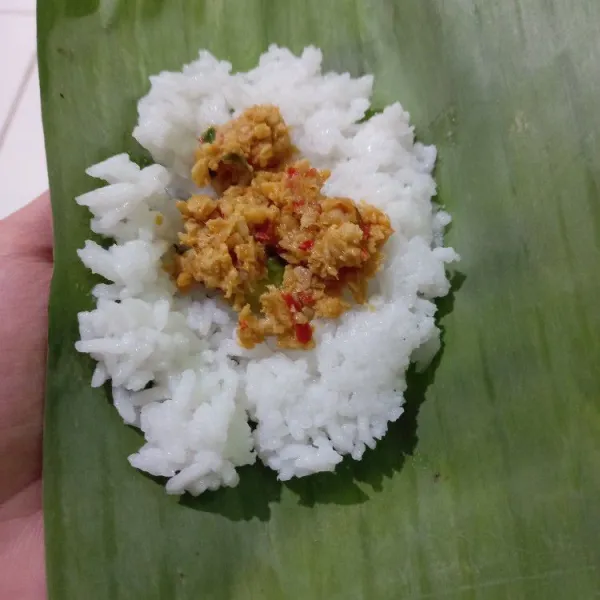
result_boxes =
[0,194,52,600]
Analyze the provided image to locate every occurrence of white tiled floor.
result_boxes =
[0,5,48,218]
[0,0,37,10]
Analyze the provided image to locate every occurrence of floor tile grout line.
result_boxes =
[0,9,35,15]
[0,52,37,154]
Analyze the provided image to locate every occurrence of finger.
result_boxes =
[0,193,53,260]
[0,501,45,600]
[0,194,52,501]
[0,256,49,502]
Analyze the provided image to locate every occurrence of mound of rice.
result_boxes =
[75,46,458,496]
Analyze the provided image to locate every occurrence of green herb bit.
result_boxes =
[222,152,247,166]
[266,256,286,287]
[201,126,216,144]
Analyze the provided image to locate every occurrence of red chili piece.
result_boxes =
[295,323,313,344]
[292,199,305,211]
[254,222,272,243]
[297,291,315,306]
[282,293,301,312]
[299,239,314,252]
[240,320,248,330]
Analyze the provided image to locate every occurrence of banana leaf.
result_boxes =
[40,0,600,598]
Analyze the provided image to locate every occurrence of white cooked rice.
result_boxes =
[75,45,459,496]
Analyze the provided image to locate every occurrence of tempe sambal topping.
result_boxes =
[173,105,393,350]
[192,104,294,195]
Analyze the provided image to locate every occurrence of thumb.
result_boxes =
[0,193,53,260]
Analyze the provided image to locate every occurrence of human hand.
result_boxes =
[0,194,52,599]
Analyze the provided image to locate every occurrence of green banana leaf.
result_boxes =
[40,0,600,598]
